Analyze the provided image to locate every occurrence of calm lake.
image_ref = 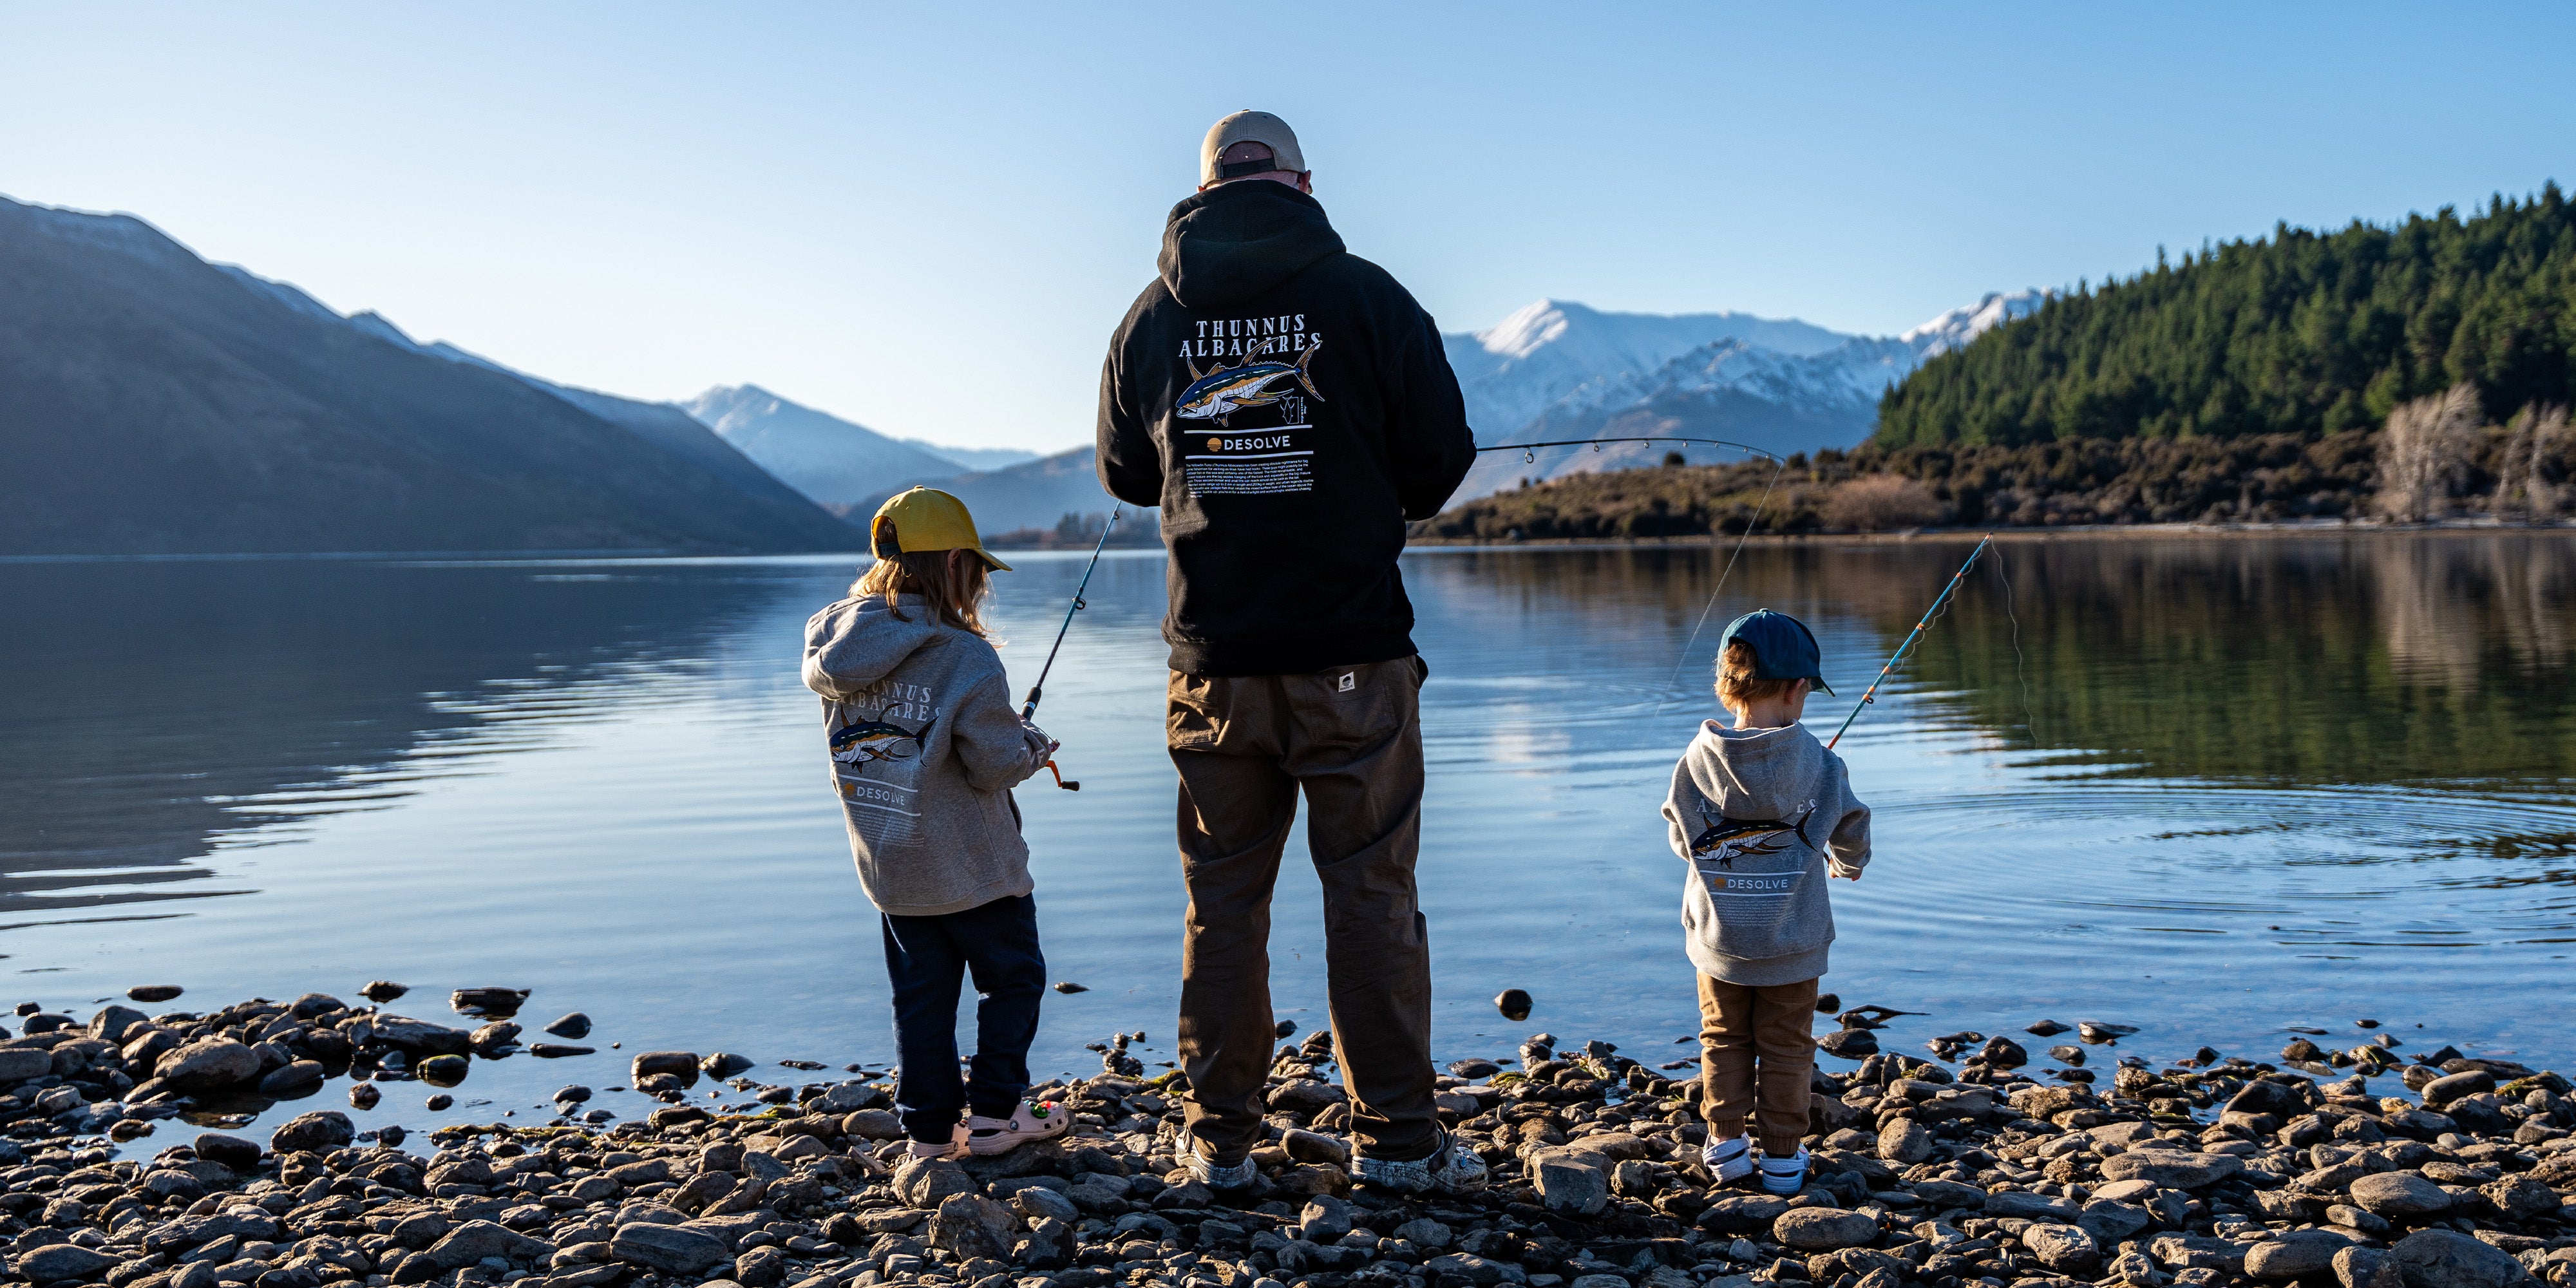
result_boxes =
[5,531,2573,1142]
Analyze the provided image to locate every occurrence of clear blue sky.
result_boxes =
[9,3,2573,452]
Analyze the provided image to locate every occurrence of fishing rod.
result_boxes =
[1019,504,1122,790]
[1475,435,1784,464]
[1824,533,1994,750]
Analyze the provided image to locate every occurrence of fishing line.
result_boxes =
[1993,544,2037,743]
[1659,455,1791,704]
[1824,534,1994,750]
[1470,434,1790,707]
[1019,504,1122,791]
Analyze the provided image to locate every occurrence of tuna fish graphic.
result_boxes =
[1176,336,1324,424]
[1689,800,1817,869]
[830,714,936,768]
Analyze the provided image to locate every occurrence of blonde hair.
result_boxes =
[854,531,992,637]
[1717,640,1803,712]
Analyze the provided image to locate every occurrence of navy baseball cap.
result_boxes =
[1718,609,1834,695]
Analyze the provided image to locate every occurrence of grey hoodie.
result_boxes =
[1661,720,1871,986]
[802,592,1054,917]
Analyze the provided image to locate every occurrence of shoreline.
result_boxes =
[1403,522,2576,552]
[6,988,2571,1288]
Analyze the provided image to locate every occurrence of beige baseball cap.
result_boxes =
[1200,110,1307,187]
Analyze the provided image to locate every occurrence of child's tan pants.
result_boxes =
[1698,972,1818,1157]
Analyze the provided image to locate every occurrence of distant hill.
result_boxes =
[841,446,1153,545]
[0,196,857,556]
[1877,185,2576,446]
[682,384,974,505]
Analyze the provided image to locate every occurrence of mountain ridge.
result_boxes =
[0,196,854,556]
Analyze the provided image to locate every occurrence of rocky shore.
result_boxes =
[4,989,2572,1288]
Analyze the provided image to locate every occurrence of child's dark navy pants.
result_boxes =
[880,892,1045,1143]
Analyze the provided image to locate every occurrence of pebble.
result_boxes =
[125,985,184,1003]
[1494,989,1533,1022]
[3,989,2570,1288]
[542,1012,593,1039]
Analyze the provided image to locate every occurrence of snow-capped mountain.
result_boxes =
[1446,290,2049,500]
[681,385,967,506]
[1444,299,1851,435]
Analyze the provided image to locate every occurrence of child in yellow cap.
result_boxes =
[801,487,1069,1159]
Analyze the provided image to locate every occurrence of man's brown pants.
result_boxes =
[1698,973,1817,1157]
[1166,656,1436,1162]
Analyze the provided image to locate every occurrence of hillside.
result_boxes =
[1879,185,2576,447]
[0,196,857,556]
[842,446,1158,547]
[681,384,978,506]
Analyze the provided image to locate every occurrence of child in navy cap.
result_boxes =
[1661,609,1872,1193]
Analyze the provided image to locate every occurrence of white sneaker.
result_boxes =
[1179,1126,1258,1191]
[1758,1146,1810,1195]
[1355,1128,1489,1196]
[1702,1134,1755,1182]
[904,1121,968,1161]
[967,1098,1070,1155]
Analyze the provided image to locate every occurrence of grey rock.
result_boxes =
[2099,1150,2244,1190]
[927,1194,1015,1260]
[629,1050,701,1088]
[1425,1253,1511,1285]
[15,1244,118,1283]
[258,1060,325,1095]
[1393,1218,1453,1250]
[2390,1229,2534,1288]
[2078,1199,2152,1245]
[1697,1195,1792,1234]
[2351,1171,2454,1217]
[1878,1119,1932,1164]
[1265,1080,1345,1113]
[86,1005,150,1043]
[1280,1127,1349,1165]
[730,1248,786,1288]
[368,1016,470,1054]
[2421,1070,2496,1108]
[2339,1245,2407,1288]
[358,981,408,1001]
[1911,1179,1987,1209]
[2150,1233,2249,1274]
[128,985,185,1003]
[424,1222,554,1271]
[1775,1208,1879,1251]
[1298,1196,1353,1242]
[609,1223,728,1275]
[0,1048,52,1081]
[2247,1231,2357,1280]
[1985,1190,2085,1221]
[543,1013,592,1039]
[2481,1173,2559,1222]
[1532,1154,1609,1217]
[193,1133,262,1171]
[893,1157,976,1208]
[700,1052,754,1079]
[155,1037,263,1089]
[142,1212,283,1255]
[1012,1187,1079,1224]
[270,1110,354,1154]
[2022,1224,2101,1276]
[840,1108,902,1140]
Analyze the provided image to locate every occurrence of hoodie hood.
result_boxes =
[1157,180,1347,309]
[800,592,949,701]
[1691,721,1830,820]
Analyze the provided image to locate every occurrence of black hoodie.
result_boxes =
[1097,180,1476,677]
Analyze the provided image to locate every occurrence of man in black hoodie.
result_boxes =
[1097,110,1481,1195]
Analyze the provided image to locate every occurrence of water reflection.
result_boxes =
[0,533,2570,1149]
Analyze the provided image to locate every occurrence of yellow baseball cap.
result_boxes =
[868,487,1011,571]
